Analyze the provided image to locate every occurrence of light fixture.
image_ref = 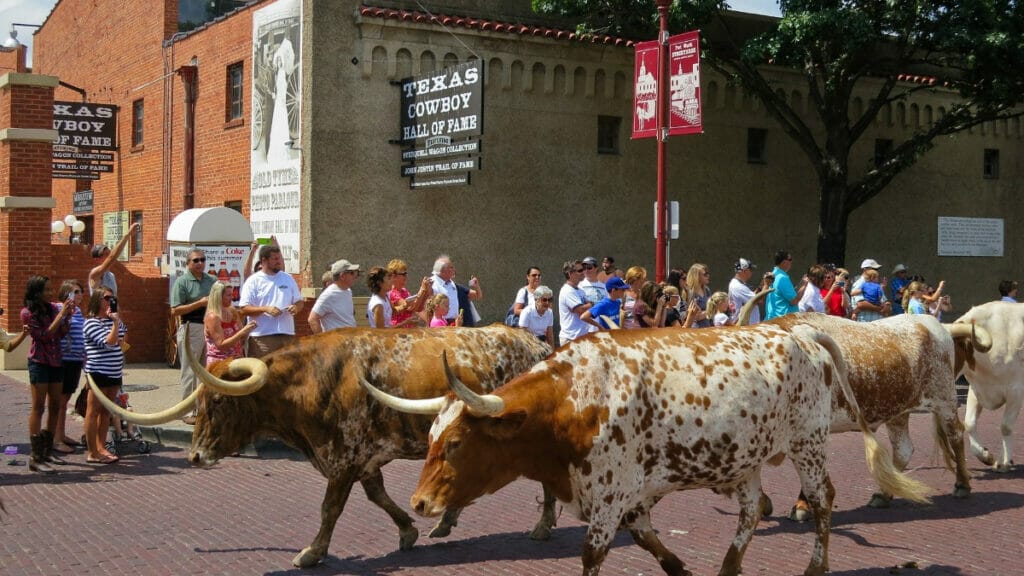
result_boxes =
[52,214,86,244]
[51,220,66,234]
[1,23,41,52]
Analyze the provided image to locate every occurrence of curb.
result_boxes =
[138,424,301,459]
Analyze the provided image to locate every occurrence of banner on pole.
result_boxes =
[668,31,702,135]
[632,40,659,139]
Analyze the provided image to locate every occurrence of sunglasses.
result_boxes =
[72,289,82,294]
[538,297,553,303]
[582,264,595,269]
[573,268,584,273]
[103,295,114,301]
[191,257,207,263]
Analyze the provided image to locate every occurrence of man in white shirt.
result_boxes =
[240,245,304,357]
[558,260,599,345]
[431,255,481,325]
[578,256,609,333]
[308,259,360,333]
[728,257,766,324]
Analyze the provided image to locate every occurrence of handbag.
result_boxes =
[504,288,529,327]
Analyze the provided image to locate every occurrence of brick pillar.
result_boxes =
[0,69,59,369]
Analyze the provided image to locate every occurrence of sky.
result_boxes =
[2,0,781,68]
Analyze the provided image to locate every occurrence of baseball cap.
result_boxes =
[892,263,908,274]
[860,259,882,270]
[605,276,628,292]
[582,256,599,266]
[330,259,360,276]
[91,245,109,258]
[734,258,757,272]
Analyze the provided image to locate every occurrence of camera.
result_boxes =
[763,272,774,280]
[108,297,118,313]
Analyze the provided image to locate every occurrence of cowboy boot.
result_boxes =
[29,434,55,474]
[41,430,67,466]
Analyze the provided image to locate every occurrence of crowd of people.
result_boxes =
[14,236,1020,472]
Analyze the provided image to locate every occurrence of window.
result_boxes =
[130,211,144,255]
[76,216,94,247]
[747,128,767,163]
[132,99,144,148]
[984,149,1000,179]
[224,200,242,213]
[226,62,243,121]
[874,139,893,168]
[597,116,621,155]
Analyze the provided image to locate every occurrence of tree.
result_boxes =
[532,0,1024,265]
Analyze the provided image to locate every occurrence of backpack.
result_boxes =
[504,288,529,327]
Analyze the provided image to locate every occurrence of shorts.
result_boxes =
[62,360,84,395]
[87,372,123,389]
[28,361,64,385]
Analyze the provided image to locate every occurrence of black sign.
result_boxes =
[52,101,118,150]
[402,157,480,177]
[399,62,483,144]
[410,174,471,189]
[73,190,94,214]
[402,137,480,161]
[53,162,113,173]
[53,151,114,162]
[52,173,100,181]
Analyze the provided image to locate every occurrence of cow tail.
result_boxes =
[931,413,960,473]
[796,326,933,505]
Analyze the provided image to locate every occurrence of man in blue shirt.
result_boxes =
[583,276,629,329]
[764,250,805,320]
[889,264,910,314]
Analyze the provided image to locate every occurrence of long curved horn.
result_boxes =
[600,315,620,330]
[738,288,773,326]
[944,322,993,353]
[87,373,200,425]
[358,378,447,414]
[186,324,269,396]
[442,351,504,416]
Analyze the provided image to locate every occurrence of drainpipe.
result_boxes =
[177,63,198,211]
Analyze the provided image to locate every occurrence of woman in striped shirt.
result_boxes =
[54,279,87,454]
[82,285,127,464]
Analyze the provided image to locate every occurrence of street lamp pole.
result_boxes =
[654,0,671,283]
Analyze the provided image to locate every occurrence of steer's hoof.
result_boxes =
[977,450,996,466]
[867,493,893,509]
[787,504,811,523]
[953,483,971,499]
[292,547,323,568]
[994,461,1015,473]
[529,522,553,541]
[428,521,453,538]
[399,525,419,550]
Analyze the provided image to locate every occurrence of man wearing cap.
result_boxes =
[579,256,609,332]
[729,257,770,324]
[308,259,360,333]
[889,264,910,314]
[582,276,629,329]
[170,247,216,425]
[558,260,600,344]
[240,245,304,356]
[851,258,890,322]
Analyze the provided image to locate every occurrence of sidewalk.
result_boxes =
[0,363,295,457]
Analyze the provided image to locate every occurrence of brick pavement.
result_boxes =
[1,370,1023,575]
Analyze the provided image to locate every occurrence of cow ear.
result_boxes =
[485,410,527,439]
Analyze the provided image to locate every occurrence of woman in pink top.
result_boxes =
[387,259,432,327]
[204,281,255,366]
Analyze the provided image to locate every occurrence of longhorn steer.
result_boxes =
[363,326,931,576]
[764,313,988,518]
[954,301,1024,472]
[90,325,554,568]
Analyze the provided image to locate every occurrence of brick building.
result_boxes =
[2,0,1019,363]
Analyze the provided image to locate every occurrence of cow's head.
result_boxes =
[360,352,528,516]
[188,365,264,467]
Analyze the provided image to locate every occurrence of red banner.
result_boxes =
[668,31,702,135]
[632,40,659,139]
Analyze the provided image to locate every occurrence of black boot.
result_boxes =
[29,434,55,474]
[41,430,66,466]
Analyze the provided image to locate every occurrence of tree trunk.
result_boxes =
[817,179,850,267]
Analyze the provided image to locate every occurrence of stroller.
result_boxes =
[104,389,151,456]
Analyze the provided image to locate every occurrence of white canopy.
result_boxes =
[166,207,253,244]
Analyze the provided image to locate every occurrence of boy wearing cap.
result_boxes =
[582,276,628,329]
[308,259,361,333]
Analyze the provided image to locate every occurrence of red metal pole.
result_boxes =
[654,0,671,283]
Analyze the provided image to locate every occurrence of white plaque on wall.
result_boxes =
[937,217,1004,257]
